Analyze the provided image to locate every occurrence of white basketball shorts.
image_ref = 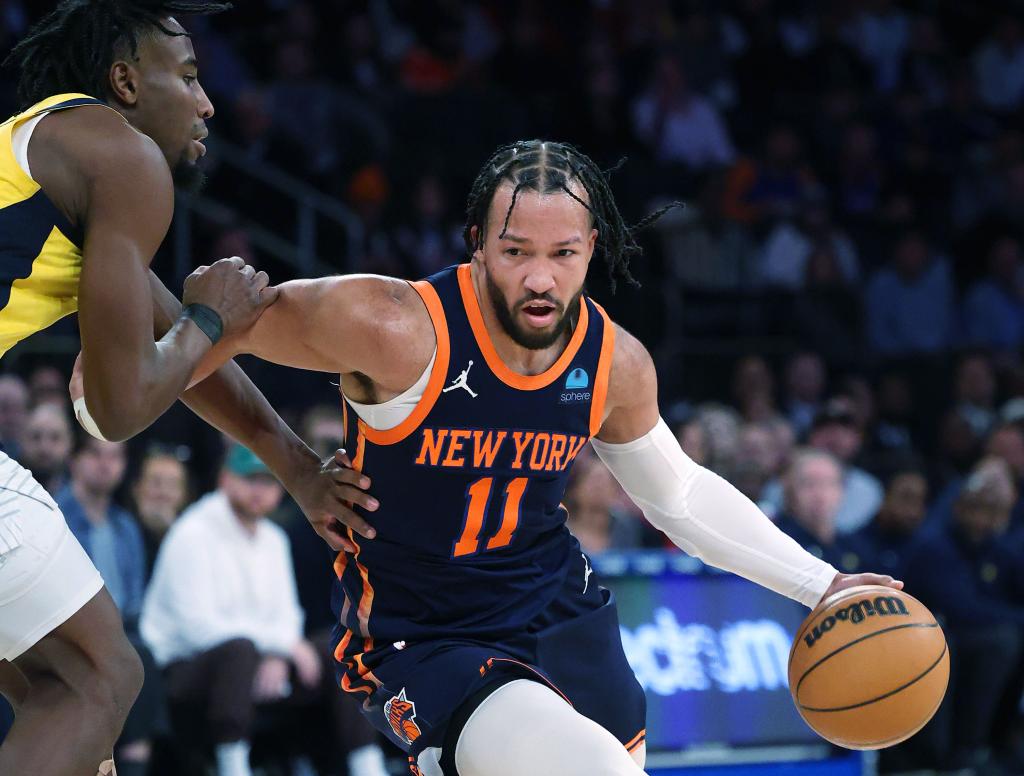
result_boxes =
[0,452,103,661]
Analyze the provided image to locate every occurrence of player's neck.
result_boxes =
[471,265,574,377]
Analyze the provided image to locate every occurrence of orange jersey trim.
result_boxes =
[588,302,616,437]
[352,426,367,472]
[349,530,375,639]
[343,427,375,640]
[479,657,573,706]
[456,263,590,391]
[333,629,353,663]
[340,671,374,696]
[624,729,646,752]
[356,280,450,446]
[333,550,349,580]
[353,651,383,688]
[333,426,364,583]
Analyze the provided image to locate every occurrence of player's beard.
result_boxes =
[172,155,206,194]
[486,271,583,351]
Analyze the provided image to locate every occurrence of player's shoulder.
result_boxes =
[607,322,652,373]
[33,103,168,184]
[605,320,657,411]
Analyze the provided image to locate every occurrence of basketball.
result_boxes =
[788,585,949,750]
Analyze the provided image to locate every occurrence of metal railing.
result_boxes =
[172,136,365,282]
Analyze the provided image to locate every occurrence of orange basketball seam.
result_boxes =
[799,641,948,713]
[793,621,941,695]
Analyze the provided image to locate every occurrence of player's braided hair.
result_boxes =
[4,0,230,110]
[463,140,680,292]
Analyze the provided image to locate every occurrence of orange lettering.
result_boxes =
[546,434,567,471]
[511,432,535,470]
[529,433,551,470]
[442,430,471,467]
[561,435,587,470]
[486,478,528,550]
[415,429,449,466]
[472,431,507,469]
[453,477,492,556]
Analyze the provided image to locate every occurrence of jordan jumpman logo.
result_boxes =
[443,360,478,398]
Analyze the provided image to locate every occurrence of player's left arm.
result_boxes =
[593,325,900,608]
[146,272,377,553]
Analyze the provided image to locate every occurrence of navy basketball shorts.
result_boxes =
[336,557,646,775]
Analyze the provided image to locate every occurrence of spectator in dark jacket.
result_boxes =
[854,462,928,579]
[773,448,868,574]
[131,447,190,580]
[60,435,165,776]
[905,459,1024,772]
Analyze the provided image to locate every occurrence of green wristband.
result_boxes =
[181,303,224,345]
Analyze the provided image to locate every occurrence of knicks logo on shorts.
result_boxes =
[385,688,423,746]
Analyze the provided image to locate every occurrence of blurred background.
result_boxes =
[2,0,1024,774]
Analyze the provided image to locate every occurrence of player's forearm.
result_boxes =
[591,418,838,608]
[81,318,212,441]
[182,360,320,489]
[149,271,319,487]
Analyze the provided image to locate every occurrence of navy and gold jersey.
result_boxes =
[0,93,112,358]
[332,262,616,695]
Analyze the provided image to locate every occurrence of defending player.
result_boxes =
[0,3,374,774]
[192,140,901,776]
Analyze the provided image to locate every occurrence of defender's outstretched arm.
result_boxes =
[147,273,383,552]
[190,274,434,391]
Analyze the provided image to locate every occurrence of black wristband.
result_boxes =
[181,303,224,345]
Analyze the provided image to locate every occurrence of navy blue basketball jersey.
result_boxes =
[332,263,615,699]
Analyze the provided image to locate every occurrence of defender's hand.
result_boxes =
[289,449,379,554]
[182,256,278,338]
[818,572,904,607]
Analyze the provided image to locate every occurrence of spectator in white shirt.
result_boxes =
[141,445,387,776]
[632,53,735,170]
[758,188,860,289]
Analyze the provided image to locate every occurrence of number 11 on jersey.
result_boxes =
[452,477,529,558]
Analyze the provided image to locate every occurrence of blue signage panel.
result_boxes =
[598,555,822,751]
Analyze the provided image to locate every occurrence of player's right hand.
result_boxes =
[182,256,279,338]
[289,448,379,553]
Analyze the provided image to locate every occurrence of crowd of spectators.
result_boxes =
[564,353,1024,774]
[0,367,392,776]
[3,0,1024,774]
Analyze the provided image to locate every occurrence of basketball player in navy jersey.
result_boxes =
[0,3,373,774]
[193,140,901,775]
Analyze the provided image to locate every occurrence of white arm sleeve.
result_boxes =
[591,417,837,608]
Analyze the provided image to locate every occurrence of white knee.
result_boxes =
[454,679,646,776]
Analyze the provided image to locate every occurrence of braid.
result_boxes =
[463,139,682,292]
[4,0,230,110]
